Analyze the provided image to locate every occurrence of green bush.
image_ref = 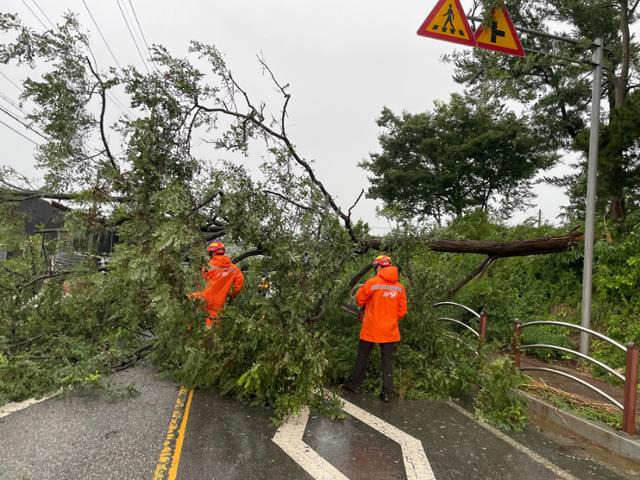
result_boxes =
[475,357,527,431]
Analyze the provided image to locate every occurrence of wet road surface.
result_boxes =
[0,364,638,480]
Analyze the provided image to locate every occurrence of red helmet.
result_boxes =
[207,241,225,255]
[373,255,392,268]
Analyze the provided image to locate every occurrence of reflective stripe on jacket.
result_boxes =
[355,266,407,343]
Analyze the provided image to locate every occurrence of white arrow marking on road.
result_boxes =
[272,397,436,480]
[340,397,435,480]
[273,406,349,480]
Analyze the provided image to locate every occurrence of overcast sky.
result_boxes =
[1,0,577,231]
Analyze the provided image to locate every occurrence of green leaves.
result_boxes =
[449,0,640,220]
[363,93,557,223]
[475,358,527,431]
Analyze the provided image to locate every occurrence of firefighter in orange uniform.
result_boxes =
[343,255,407,402]
[191,241,244,329]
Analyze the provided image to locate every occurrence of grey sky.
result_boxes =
[1,0,573,230]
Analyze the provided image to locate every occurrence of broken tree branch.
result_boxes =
[429,232,583,257]
[0,187,127,203]
[196,58,361,244]
[111,343,154,372]
[447,255,498,299]
[85,57,119,176]
[192,189,222,212]
[232,247,265,264]
[21,271,71,289]
[348,262,373,292]
[347,189,365,221]
[263,189,313,211]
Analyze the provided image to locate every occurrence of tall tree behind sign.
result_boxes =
[361,92,557,224]
[448,0,640,221]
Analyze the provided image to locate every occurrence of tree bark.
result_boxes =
[608,0,631,220]
[362,231,582,257]
[429,232,582,257]
[447,255,497,299]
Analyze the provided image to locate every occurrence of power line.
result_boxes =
[30,2,131,118]
[121,1,147,58]
[21,0,48,30]
[81,0,123,70]
[107,91,131,116]
[29,0,56,29]
[114,0,150,73]
[0,105,49,141]
[0,118,41,146]
[0,91,27,116]
[127,0,156,69]
[0,71,22,92]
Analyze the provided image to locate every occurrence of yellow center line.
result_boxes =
[153,386,194,480]
[168,388,194,479]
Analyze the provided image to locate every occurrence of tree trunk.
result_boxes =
[362,231,582,257]
[429,232,582,257]
[608,0,631,220]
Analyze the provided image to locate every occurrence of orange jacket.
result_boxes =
[355,266,407,343]
[191,255,244,318]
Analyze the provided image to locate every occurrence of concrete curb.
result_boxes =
[520,390,640,463]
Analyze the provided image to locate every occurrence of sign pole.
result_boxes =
[580,38,604,356]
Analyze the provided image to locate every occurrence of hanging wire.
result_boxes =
[0,117,41,146]
[0,71,23,92]
[29,0,56,29]
[81,0,123,70]
[127,0,157,70]
[20,0,48,30]
[0,105,49,141]
[31,1,131,117]
[0,91,28,116]
[114,0,150,73]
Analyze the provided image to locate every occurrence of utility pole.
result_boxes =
[580,38,604,355]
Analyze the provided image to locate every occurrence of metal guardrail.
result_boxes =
[438,317,480,338]
[519,344,624,382]
[433,301,481,319]
[433,302,488,351]
[519,320,627,352]
[513,320,638,435]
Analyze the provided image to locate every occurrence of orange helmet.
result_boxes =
[373,255,392,268]
[207,241,225,255]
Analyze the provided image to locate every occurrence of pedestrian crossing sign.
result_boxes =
[416,0,477,47]
[474,6,525,57]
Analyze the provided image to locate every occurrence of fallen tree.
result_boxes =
[429,232,583,257]
[0,12,527,427]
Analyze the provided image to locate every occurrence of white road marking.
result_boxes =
[340,397,436,480]
[273,397,436,480]
[272,406,349,480]
[447,402,579,480]
[0,389,62,419]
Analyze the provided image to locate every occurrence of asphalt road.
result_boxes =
[0,364,638,480]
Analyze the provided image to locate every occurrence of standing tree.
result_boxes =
[361,93,557,224]
[450,0,640,220]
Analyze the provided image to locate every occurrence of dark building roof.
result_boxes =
[20,198,65,235]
